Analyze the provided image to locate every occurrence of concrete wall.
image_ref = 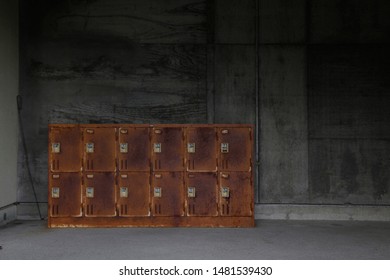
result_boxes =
[0,0,19,224]
[18,0,390,219]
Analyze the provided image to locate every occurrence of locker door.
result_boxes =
[218,127,252,171]
[83,127,116,172]
[219,172,253,217]
[49,126,81,172]
[117,172,150,216]
[186,172,218,216]
[151,127,184,171]
[186,127,217,171]
[118,127,150,171]
[151,172,184,216]
[49,173,82,217]
[84,173,116,217]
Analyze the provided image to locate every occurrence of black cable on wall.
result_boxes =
[17,95,44,220]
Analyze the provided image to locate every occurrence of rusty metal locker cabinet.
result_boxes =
[186,172,218,216]
[83,127,116,172]
[84,172,116,217]
[118,127,150,171]
[151,127,184,171]
[151,172,184,216]
[218,127,252,171]
[49,173,82,217]
[219,172,253,217]
[49,125,81,172]
[117,172,150,216]
[186,127,217,171]
[48,124,254,228]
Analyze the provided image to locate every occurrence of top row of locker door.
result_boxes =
[49,125,252,172]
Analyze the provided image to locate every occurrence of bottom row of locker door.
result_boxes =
[49,172,252,218]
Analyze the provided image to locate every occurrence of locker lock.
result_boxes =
[52,187,60,198]
[86,187,94,198]
[120,187,128,198]
[52,143,61,153]
[154,187,162,197]
[221,143,229,153]
[221,187,230,198]
[154,143,162,153]
[187,143,195,153]
[86,143,94,153]
[188,187,196,198]
[120,143,128,153]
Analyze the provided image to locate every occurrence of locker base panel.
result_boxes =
[48,216,255,228]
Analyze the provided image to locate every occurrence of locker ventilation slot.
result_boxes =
[120,160,128,170]
[222,160,229,169]
[188,204,195,215]
[86,205,94,215]
[86,160,94,170]
[154,160,161,170]
[52,159,60,170]
[120,205,128,215]
[154,204,161,214]
[52,205,59,216]
[188,160,195,170]
[222,204,230,215]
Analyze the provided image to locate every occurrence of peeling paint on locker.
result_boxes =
[49,125,81,172]
[186,172,218,216]
[117,172,150,216]
[186,127,217,171]
[151,172,184,216]
[118,127,150,171]
[84,172,116,217]
[49,172,82,217]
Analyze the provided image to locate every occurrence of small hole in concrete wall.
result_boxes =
[3,213,6,220]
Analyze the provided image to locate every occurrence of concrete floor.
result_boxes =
[0,219,390,259]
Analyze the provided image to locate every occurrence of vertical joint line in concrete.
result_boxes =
[255,0,261,204]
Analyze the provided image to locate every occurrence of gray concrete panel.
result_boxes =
[309,139,390,204]
[308,46,390,139]
[259,0,306,44]
[259,46,309,203]
[214,45,256,123]
[310,0,390,44]
[215,0,255,44]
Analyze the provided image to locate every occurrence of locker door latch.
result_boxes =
[187,143,196,153]
[52,143,61,153]
[86,187,94,198]
[154,187,162,197]
[52,187,60,198]
[221,187,230,198]
[86,143,94,153]
[120,143,128,153]
[120,187,128,198]
[188,187,196,198]
[154,143,162,153]
[221,143,229,153]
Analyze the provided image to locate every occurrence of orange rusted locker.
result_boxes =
[49,125,81,172]
[151,126,184,171]
[117,172,150,216]
[118,127,150,171]
[218,127,252,171]
[151,172,184,216]
[48,124,254,228]
[219,172,253,217]
[185,172,218,216]
[83,126,116,172]
[84,172,116,217]
[186,127,217,171]
[49,172,82,217]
